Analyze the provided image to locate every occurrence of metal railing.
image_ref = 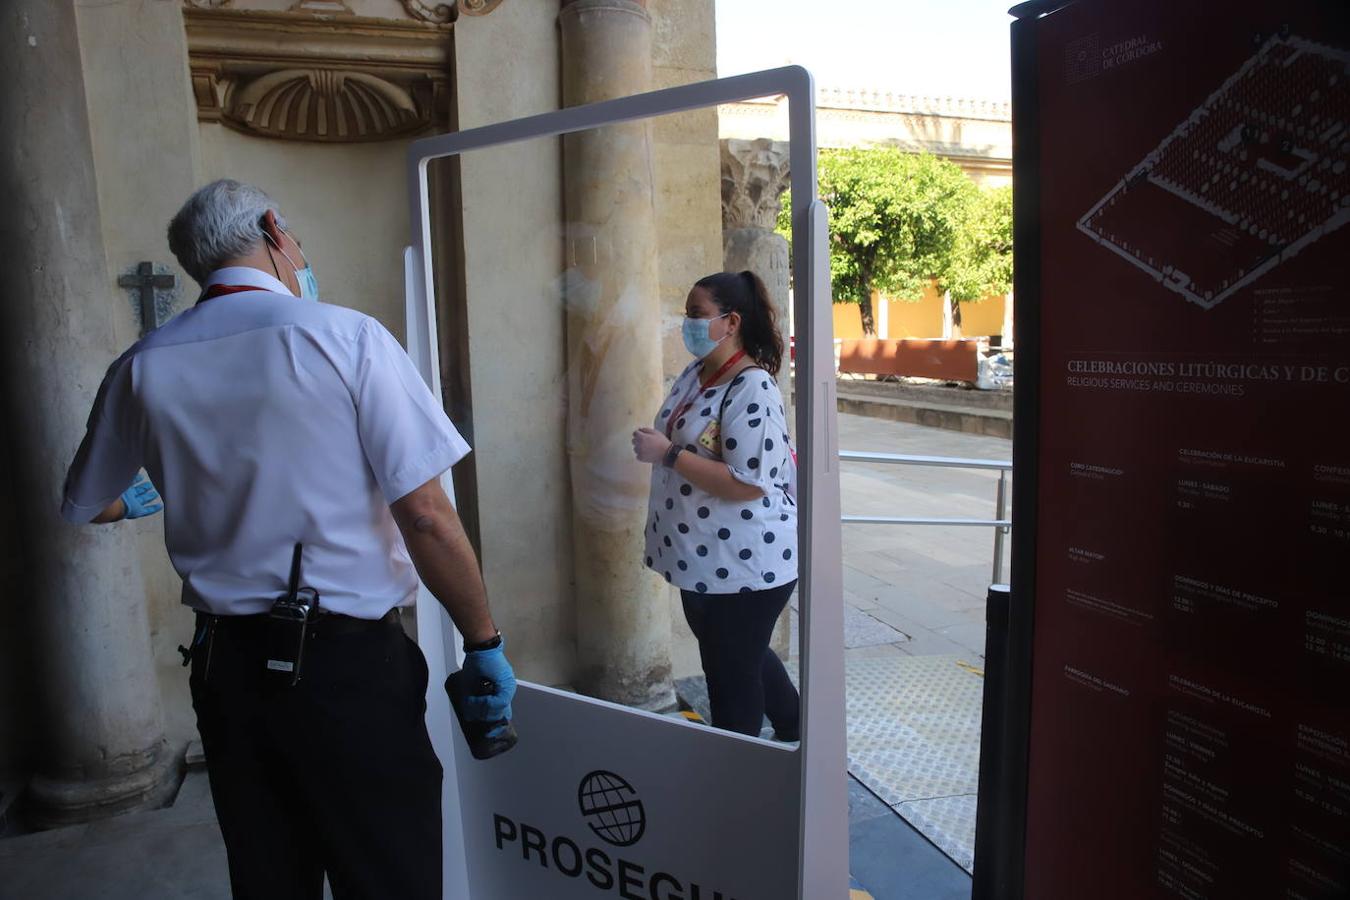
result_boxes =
[838,451,1012,583]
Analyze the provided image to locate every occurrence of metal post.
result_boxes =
[992,469,1008,583]
[973,583,1011,899]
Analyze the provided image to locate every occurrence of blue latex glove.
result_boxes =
[455,641,517,737]
[120,472,164,520]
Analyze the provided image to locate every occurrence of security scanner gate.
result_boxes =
[400,67,849,899]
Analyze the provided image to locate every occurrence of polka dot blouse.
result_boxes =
[644,362,797,594]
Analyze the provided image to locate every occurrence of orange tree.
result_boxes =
[779,149,1010,335]
[945,183,1013,304]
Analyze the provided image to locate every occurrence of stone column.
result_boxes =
[559,0,674,710]
[720,138,792,330]
[0,0,174,825]
[720,138,794,659]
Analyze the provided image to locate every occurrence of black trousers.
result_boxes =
[680,581,801,738]
[189,611,442,900]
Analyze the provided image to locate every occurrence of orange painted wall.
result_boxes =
[959,294,1007,338]
[886,285,945,338]
[830,287,1007,339]
[832,302,864,339]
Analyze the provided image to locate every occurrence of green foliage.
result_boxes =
[820,149,977,304]
[944,184,1013,302]
[778,149,1013,333]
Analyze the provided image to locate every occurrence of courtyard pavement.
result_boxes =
[832,411,1011,884]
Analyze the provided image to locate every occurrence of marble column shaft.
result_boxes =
[0,0,174,825]
[720,138,793,345]
[719,138,795,658]
[559,0,674,710]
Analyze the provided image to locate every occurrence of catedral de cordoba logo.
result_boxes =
[492,769,741,899]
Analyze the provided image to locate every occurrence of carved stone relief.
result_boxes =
[399,0,454,22]
[184,7,452,142]
[183,0,505,22]
[289,0,355,13]
[720,138,791,231]
[231,69,423,141]
[454,0,506,15]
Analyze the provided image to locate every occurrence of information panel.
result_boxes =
[1020,2,1349,896]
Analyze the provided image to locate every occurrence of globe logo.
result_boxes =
[577,770,646,847]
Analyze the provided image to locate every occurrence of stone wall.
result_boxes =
[0,0,467,779]
[650,0,723,377]
[451,3,574,686]
[649,0,720,679]
[450,0,719,688]
[721,90,1013,187]
[194,132,413,334]
[79,0,430,748]
[74,0,206,754]
[0,0,724,790]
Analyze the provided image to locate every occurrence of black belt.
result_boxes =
[195,606,402,637]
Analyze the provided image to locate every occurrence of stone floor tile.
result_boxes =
[843,607,908,649]
[895,629,978,660]
[848,774,894,826]
[934,621,989,657]
[848,642,908,659]
[868,591,971,631]
[893,794,980,874]
[841,564,899,598]
[843,594,880,613]
[849,809,972,900]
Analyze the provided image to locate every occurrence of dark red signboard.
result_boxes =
[1021,1,1350,897]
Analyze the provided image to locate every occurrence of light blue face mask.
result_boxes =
[267,231,320,301]
[294,261,319,302]
[682,313,728,358]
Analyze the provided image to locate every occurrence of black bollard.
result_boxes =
[973,583,1012,899]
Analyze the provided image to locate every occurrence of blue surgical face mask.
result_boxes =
[293,261,319,302]
[267,231,320,301]
[682,313,728,358]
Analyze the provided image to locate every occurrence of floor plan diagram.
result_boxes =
[1079,34,1349,309]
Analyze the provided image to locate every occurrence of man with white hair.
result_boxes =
[61,179,516,899]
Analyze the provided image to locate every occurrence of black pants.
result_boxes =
[189,612,442,900]
[680,581,801,738]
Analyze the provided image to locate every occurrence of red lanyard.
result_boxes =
[198,284,265,304]
[664,349,746,438]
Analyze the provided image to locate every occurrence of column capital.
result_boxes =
[720,138,792,232]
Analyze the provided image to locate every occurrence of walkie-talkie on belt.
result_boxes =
[265,542,319,687]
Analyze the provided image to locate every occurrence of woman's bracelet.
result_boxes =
[662,443,683,469]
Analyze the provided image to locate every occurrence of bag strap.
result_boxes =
[715,367,797,499]
[716,365,765,441]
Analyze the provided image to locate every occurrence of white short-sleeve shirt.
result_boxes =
[644,361,798,594]
[61,267,470,618]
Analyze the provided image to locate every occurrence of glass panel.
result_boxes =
[424,98,805,746]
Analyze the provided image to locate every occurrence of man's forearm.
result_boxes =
[91,498,126,524]
[392,481,497,645]
[403,517,497,644]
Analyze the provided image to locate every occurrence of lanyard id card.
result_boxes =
[697,418,721,453]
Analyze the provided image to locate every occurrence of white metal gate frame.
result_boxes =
[402,66,846,899]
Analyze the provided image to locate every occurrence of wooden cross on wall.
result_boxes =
[118,262,177,335]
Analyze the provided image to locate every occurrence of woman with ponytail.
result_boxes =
[631,270,800,740]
